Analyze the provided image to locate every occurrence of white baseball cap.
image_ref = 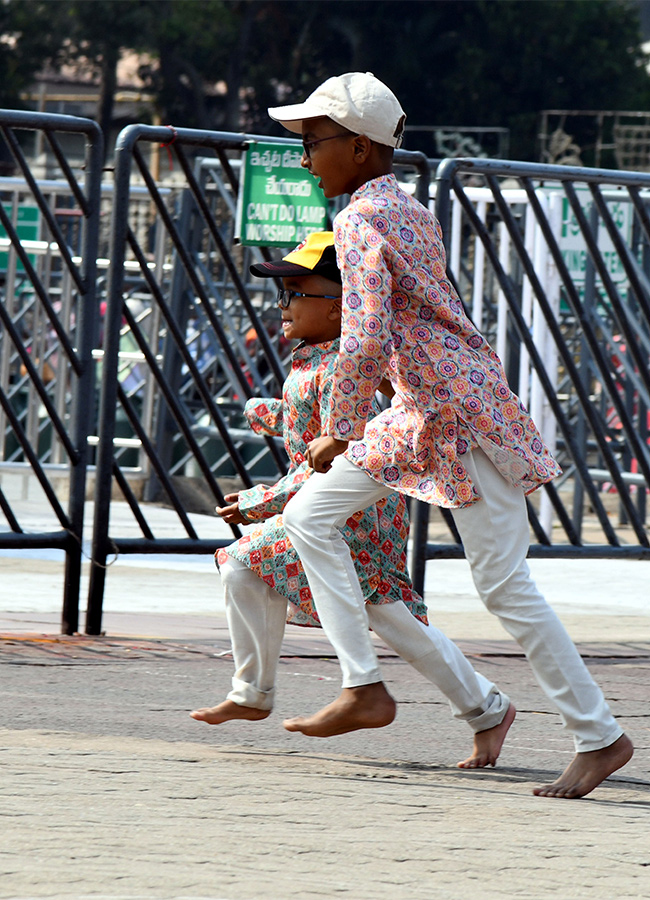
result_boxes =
[268,72,406,149]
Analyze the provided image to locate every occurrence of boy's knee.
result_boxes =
[284,493,341,543]
[220,556,255,591]
[476,567,546,619]
[282,494,308,538]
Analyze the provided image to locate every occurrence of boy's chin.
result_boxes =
[318,181,339,199]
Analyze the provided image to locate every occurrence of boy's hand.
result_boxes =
[215,493,249,525]
[306,436,348,473]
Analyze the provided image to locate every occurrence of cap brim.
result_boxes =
[268,101,328,134]
[249,259,313,278]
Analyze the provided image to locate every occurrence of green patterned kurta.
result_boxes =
[217,338,427,628]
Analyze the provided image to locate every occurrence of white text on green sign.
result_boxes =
[237,142,328,247]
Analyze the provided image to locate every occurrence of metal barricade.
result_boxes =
[408,157,650,591]
[0,110,103,633]
[84,124,429,633]
[5,112,648,630]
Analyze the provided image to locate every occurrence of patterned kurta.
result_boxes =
[217,338,428,628]
[324,174,561,509]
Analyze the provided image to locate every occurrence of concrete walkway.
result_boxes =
[0,548,649,899]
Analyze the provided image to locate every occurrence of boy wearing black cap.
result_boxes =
[191,233,514,765]
[269,75,633,798]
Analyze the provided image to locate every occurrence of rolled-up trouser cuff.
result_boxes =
[228,677,275,711]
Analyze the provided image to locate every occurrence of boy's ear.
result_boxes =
[352,134,373,163]
[328,296,343,320]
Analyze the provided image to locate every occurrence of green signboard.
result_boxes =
[558,191,631,300]
[235,141,329,247]
[0,204,40,272]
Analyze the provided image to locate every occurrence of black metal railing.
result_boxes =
[1,113,648,635]
[408,157,650,593]
[84,123,430,632]
[0,110,103,633]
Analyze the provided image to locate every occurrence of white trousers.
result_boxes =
[283,450,623,753]
[221,555,510,732]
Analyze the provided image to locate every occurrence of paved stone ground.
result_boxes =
[0,628,649,900]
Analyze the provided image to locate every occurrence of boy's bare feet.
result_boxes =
[190,700,270,725]
[457,702,516,769]
[533,733,634,799]
[283,682,396,737]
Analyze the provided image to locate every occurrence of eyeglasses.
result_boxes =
[277,288,340,309]
[301,132,356,159]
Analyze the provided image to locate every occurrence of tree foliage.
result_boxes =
[1,0,649,161]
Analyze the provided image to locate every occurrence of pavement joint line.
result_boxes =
[2,631,650,662]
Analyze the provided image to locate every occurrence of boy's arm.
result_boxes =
[308,369,394,470]
[214,395,296,521]
[323,217,394,442]
[235,461,313,521]
[305,357,349,471]
[238,353,353,506]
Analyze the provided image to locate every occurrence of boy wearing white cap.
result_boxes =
[191,232,515,769]
[269,74,633,798]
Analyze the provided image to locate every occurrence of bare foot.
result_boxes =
[283,683,396,737]
[457,702,517,769]
[190,700,270,725]
[533,733,634,799]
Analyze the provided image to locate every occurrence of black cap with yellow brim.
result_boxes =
[249,231,341,284]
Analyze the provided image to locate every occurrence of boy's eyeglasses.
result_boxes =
[277,288,340,309]
[301,132,356,159]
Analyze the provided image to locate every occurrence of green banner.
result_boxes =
[235,141,329,247]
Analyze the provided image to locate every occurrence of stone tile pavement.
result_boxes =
[0,550,649,899]
[0,616,649,899]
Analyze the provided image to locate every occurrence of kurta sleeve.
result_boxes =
[323,216,394,441]
[237,357,335,521]
[236,462,312,522]
[244,397,284,437]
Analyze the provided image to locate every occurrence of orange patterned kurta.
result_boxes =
[217,338,428,628]
[325,174,561,508]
